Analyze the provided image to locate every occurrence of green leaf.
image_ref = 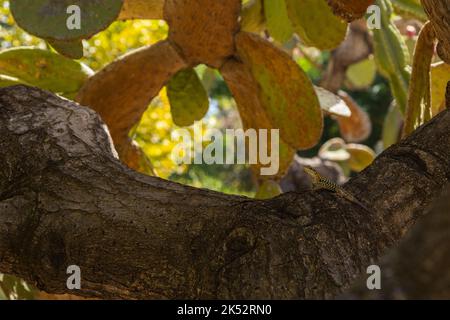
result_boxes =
[167,68,209,127]
[10,0,123,41]
[372,0,411,114]
[0,275,36,300]
[255,180,282,199]
[285,0,348,50]
[235,32,323,150]
[0,288,7,300]
[391,0,427,21]
[48,39,84,59]
[0,47,93,93]
[0,74,29,88]
[382,103,402,149]
[346,57,377,90]
[241,0,265,33]
[264,0,293,43]
[221,59,296,179]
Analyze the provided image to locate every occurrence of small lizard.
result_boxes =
[303,166,370,212]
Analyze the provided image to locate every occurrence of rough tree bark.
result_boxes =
[0,85,449,299]
[343,185,450,299]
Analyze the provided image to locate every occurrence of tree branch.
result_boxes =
[343,185,450,299]
[0,86,449,299]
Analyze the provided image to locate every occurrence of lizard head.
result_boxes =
[303,165,321,186]
[303,165,317,176]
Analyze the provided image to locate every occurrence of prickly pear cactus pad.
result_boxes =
[10,0,123,41]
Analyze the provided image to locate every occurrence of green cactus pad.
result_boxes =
[10,0,123,41]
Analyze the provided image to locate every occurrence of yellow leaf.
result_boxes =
[285,0,348,50]
[346,144,375,172]
[403,22,436,137]
[346,56,377,90]
[167,68,209,127]
[221,59,296,179]
[235,32,323,150]
[430,62,450,116]
[382,103,403,149]
[264,0,293,43]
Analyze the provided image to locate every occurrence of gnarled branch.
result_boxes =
[0,86,449,299]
